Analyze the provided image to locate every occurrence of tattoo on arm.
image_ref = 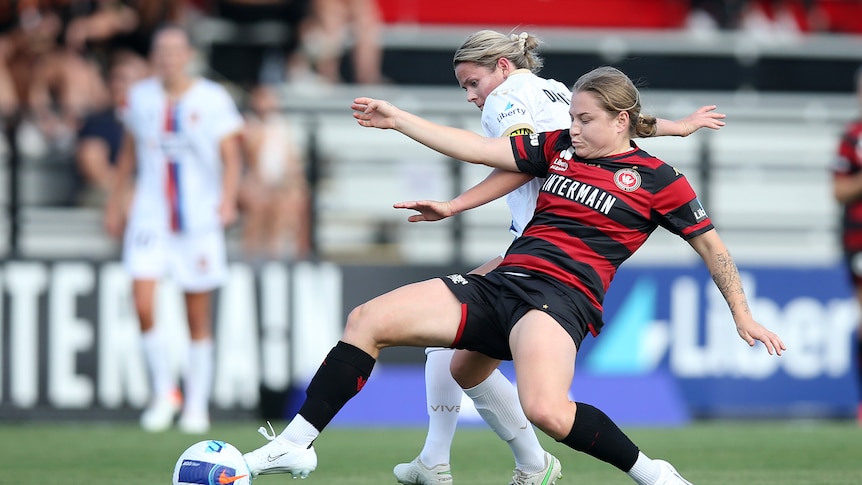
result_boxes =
[711,252,752,318]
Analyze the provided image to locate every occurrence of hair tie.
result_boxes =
[511,32,528,52]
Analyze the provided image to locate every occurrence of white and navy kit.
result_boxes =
[480,70,572,241]
[121,77,243,291]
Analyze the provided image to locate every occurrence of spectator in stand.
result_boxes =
[211,0,314,86]
[239,84,311,261]
[831,64,862,425]
[6,0,108,155]
[75,50,148,206]
[65,0,189,62]
[297,0,384,84]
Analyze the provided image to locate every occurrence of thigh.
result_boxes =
[171,230,228,292]
[123,226,168,280]
[342,278,464,357]
[509,309,577,405]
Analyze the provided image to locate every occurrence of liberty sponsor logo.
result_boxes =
[541,174,618,215]
[688,199,708,223]
[496,101,526,123]
[550,149,574,171]
[614,168,641,192]
[550,159,569,172]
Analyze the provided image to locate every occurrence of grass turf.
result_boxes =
[1,420,860,484]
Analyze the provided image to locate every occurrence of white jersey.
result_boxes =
[481,70,572,237]
[123,77,243,233]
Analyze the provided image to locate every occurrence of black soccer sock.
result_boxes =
[559,402,640,472]
[297,341,376,431]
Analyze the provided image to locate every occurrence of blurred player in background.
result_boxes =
[392,29,727,485]
[831,63,862,425]
[104,25,243,434]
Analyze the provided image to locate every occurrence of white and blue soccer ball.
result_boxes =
[173,440,252,485]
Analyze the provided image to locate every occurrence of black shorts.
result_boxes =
[440,270,602,361]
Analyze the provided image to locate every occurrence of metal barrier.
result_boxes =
[0,85,854,267]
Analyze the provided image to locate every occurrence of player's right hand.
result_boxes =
[393,200,455,222]
[352,98,399,129]
[103,204,124,239]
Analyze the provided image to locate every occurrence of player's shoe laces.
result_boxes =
[508,452,562,485]
[242,422,317,479]
[393,456,453,484]
[139,389,181,432]
[654,459,693,485]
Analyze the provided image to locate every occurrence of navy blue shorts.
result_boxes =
[440,270,602,361]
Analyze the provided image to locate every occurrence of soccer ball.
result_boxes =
[173,440,252,485]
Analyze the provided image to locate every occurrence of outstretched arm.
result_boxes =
[688,229,786,356]
[352,97,519,171]
[395,169,533,222]
[654,105,725,137]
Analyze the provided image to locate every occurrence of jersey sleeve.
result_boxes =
[481,89,537,137]
[832,123,861,176]
[210,85,244,140]
[509,130,566,178]
[650,166,714,240]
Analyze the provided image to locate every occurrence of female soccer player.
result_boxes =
[394,30,725,485]
[241,65,785,485]
[104,25,244,434]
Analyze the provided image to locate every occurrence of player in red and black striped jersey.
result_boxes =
[242,66,785,485]
[831,65,862,425]
[501,128,714,336]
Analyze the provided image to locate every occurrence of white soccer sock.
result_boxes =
[464,369,546,473]
[182,338,213,416]
[281,414,320,447]
[419,348,462,467]
[140,327,175,400]
[627,451,662,485]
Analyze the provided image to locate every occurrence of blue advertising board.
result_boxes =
[333,265,860,427]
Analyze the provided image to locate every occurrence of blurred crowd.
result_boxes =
[0,0,856,263]
[686,0,835,40]
[0,0,387,261]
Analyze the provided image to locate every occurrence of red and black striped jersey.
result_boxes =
[500,129,714,318]
[832,119,862,249]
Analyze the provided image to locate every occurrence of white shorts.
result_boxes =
[122,226,227,292]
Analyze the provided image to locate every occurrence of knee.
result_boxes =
[521,399,570,440]
[344,302,380,341]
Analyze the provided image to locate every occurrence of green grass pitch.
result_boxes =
[2,421,860,484]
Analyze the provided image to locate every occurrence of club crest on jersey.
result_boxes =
[613,168,641,192]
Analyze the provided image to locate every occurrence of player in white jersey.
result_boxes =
[104,25,244,434]
[392,30,726,485]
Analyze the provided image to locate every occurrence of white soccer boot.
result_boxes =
[654,459,693,485]
[139,390,181,432]
[509,452,562,485]
[177,409,210,434]
[242,423,317,479]
[393,456,453,484]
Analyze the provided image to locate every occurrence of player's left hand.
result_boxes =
[393,199,455,222]
[736,318,786,356]
[678,105,726,136]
